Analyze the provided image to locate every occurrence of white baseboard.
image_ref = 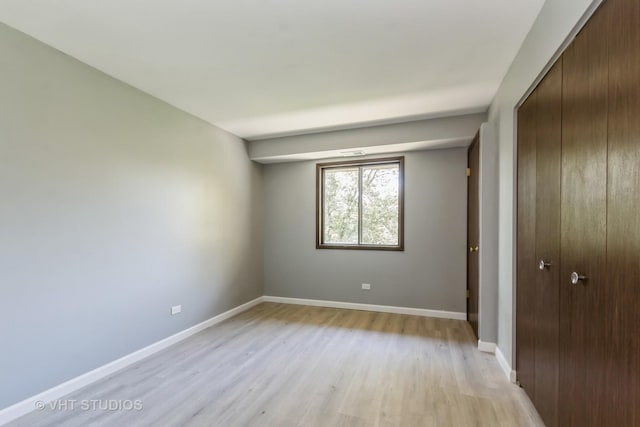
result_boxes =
[495,345,517,383]
[0,296,264,426]
[262,296,466,320]
[477,340,497,354]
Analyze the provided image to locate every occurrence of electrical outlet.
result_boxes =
[171,305,182,315]
[361,283,371,290]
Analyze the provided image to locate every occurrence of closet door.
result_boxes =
[605,0,640,424]
[516,92,536,399]
[559,4,610,426]
[533,59,562,427]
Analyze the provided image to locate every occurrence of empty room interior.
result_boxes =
[1,0,639,426]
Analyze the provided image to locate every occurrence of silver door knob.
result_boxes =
[570,272,587,285]
[539,260,551,270]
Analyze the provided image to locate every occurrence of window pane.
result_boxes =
[323,168,359,244]
[361,164,399,245]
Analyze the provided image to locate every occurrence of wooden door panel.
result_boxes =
[606,0,640,424]
[516,93,536,399]
[533,58,562,427]
[466,134,479,338]
[560,4,610,426]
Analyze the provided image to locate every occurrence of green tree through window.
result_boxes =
[317,157,404,250]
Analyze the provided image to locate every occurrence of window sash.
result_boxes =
[316,157,404,251]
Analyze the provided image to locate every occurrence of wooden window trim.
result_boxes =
[316,156,404,251]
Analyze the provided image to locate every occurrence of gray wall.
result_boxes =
[487,0,601,367]
[478,122,499,344]
[0,23,263,409]
[263,149,467,312]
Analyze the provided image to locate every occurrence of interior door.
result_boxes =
[605,0,640,424]
[466,133,479,338]
[533,58,562,427]
[559,4,609,426]
[516,92,537,399]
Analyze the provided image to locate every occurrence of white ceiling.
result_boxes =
[0,0,545,140]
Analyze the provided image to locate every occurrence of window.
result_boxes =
[316,157,404,250]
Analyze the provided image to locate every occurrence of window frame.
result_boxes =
[316,156,404,251]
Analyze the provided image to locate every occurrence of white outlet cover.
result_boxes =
[171,305,182,315]
[361,283,371,290]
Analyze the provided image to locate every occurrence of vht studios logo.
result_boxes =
[35,399,143,411]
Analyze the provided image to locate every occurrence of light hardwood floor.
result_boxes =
[9,303,543,426]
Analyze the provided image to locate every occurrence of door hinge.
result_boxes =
[466,167,471,177]
[466,290,471,299]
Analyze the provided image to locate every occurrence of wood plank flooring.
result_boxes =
[8,303,543,426]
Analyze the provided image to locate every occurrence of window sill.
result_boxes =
[316,244,404,251]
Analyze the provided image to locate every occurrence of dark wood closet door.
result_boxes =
[466,133,479,338]
[559,4,610,426]
[533,59,562,427]
[516,93,536,399]
[605,0,640,424]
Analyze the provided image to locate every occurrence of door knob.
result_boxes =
[570,272,587,285]
[539,260,551,270]
[469,246,479,253]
